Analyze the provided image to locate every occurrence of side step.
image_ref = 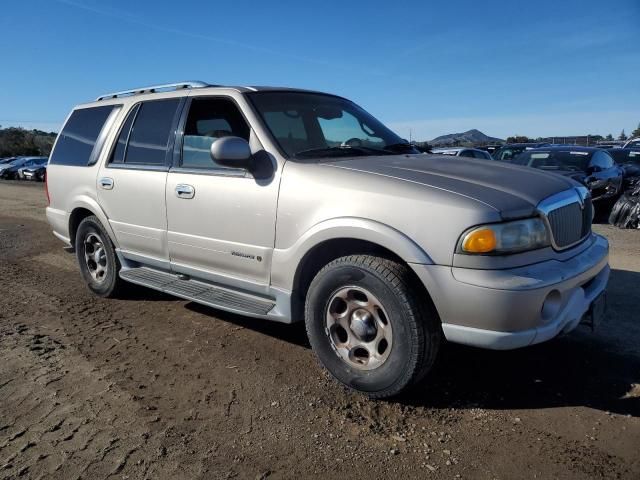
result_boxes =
[119,267,275,316]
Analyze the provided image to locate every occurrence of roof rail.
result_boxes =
[96,81,211,101]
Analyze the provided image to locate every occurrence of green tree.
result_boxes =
[506,135,529,143]
[631,123,640,138]
[618,129,628,141]
[605,133,614,141]
[0,127,56,157]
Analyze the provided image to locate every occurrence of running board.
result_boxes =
[119,267,275,316]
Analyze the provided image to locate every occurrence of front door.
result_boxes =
[165,96,279,291]
[97,97,183,268]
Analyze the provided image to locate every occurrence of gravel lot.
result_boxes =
[1,180,639,479]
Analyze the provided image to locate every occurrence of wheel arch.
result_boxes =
[68,197,119,250]
[273,218,434,322]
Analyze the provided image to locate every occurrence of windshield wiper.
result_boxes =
[539,165,582,172]
[294,146,375,159]
[382,142,416,153]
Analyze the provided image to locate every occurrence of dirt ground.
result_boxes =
[0,180,639,480]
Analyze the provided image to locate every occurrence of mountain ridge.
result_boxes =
[429,129,504,147]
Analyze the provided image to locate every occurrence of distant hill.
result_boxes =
[429,129,504,147]
[0,127,57,157]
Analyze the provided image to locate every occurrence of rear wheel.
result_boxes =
[75,216,124,297]
[305,255,441,398]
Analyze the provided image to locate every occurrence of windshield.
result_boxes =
[248,92,416,158]
[494,146,527,162]
[514,150,591,171]
[6,158,28,167]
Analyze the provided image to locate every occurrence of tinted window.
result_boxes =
[495,147,525,162]
[515,150,591,171]
[110,104,140,164]
[458,150,475,158]
[125,99,180,165]
[181,97,250,169]
[608,149,640,164]
[50,105,116,166]
[590,151,614,169]
[262,111,308,155]
[473,150,491,160]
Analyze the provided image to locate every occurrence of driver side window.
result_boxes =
[181,97,250,170]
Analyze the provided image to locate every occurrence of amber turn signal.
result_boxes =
[462,228,497,253]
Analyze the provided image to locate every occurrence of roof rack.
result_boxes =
[96,81,211,101]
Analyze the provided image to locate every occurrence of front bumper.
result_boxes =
[411,234,609,350]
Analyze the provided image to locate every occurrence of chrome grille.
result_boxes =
[581,197,593,237]
[539,189,591,250]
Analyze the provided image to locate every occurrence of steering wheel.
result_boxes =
[341,137,363,148]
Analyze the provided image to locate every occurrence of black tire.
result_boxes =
[75,215,124,297]
[305,255,441,399]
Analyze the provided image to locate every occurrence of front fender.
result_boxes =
[270,217,433,291]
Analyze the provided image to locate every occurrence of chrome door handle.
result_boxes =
[175,184,195,199]
[99,177,114,190]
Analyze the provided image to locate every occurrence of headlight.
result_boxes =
[458,218,550,255]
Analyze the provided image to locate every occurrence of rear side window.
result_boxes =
[122,99,181,165]
[50,105,116,166]
[110,104,140,164]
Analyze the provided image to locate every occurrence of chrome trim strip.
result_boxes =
[537,188,591,251]
[106,163,170,172]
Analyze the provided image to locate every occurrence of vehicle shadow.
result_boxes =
[182,268,639,417]
[119,284,174,301]
[184,302,310,348]
[406,267,640,416]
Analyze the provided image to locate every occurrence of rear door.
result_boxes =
[97,97,184,269]
[165,95,280,290]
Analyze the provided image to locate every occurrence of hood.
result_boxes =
[323,154,577,219]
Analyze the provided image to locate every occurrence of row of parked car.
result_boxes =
[0,156,49,181]
[433,139,640,209]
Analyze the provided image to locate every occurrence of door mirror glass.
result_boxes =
[210,136,252,167]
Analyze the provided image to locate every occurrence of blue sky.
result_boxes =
[1,0,638,141]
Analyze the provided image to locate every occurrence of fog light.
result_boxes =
[541,290,561,323]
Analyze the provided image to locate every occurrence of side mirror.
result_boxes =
[210,136,252,168]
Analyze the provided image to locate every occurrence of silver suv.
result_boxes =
[46,81,609,398]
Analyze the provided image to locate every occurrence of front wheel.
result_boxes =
[75,216,125,297]
[305,255,441,398]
